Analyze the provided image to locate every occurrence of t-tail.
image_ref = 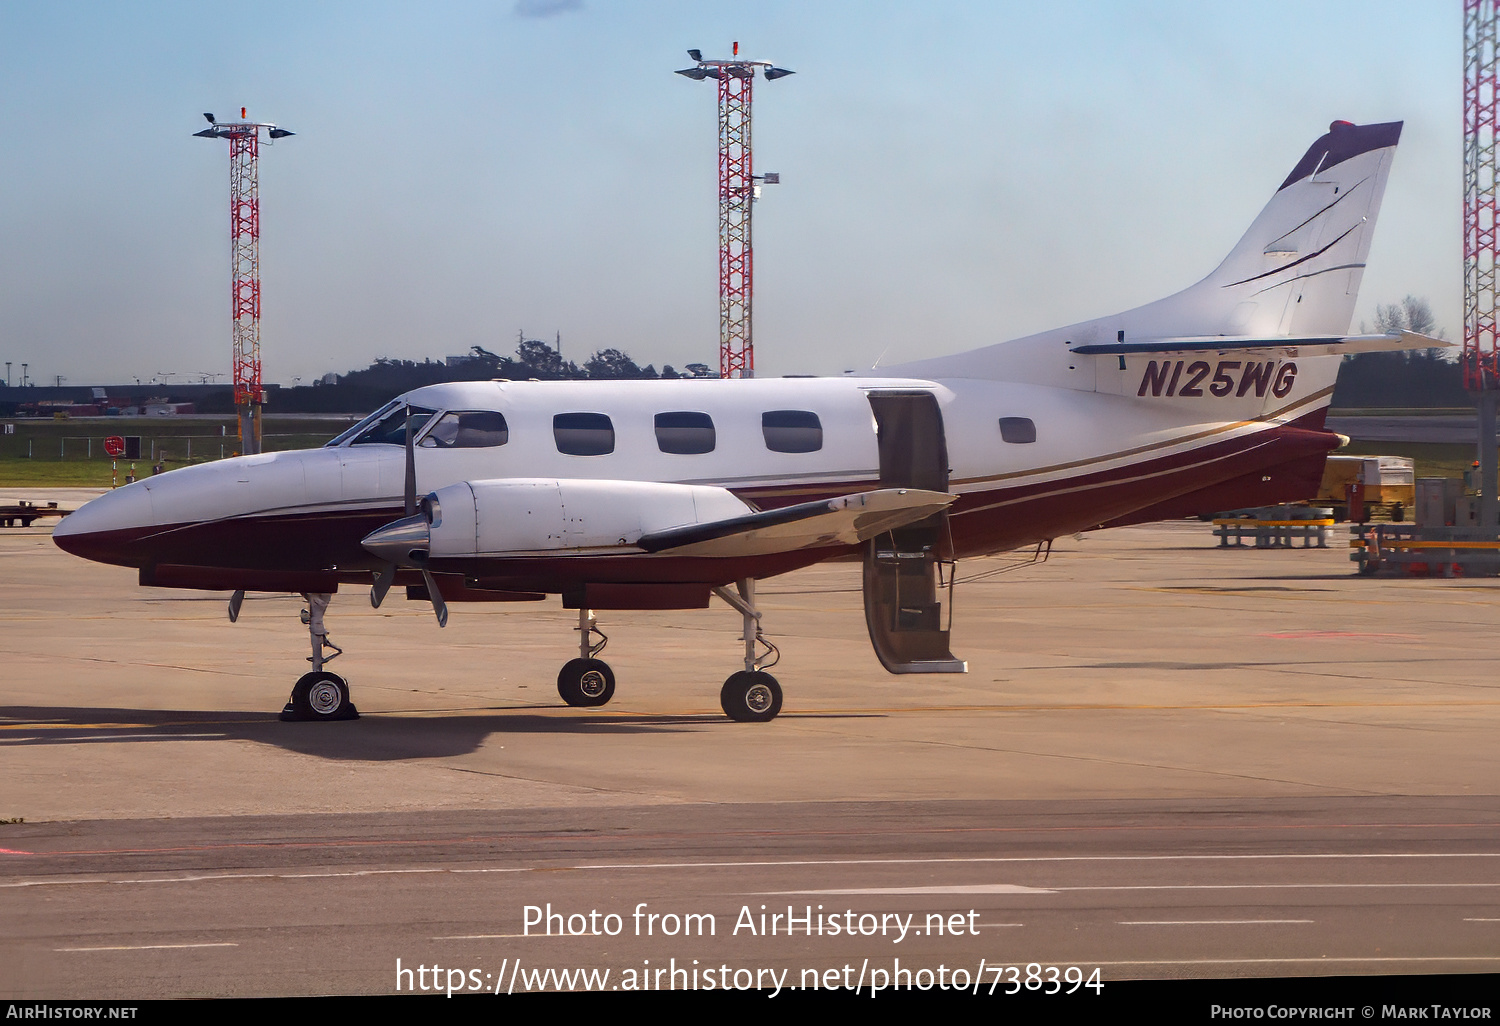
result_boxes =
[885,120,1440,412]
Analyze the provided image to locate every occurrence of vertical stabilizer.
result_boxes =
[886,120,1403,382]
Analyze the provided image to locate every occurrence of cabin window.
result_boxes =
[999,417,1036,444]
[762,410,823,453]
[421,410,509,448]
[345,404,436,446]
[654,411,716,455]
[554,412,615,456]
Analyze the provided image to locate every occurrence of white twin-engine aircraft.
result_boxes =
[55,119,1442,723]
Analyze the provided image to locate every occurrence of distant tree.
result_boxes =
[515,338,566,379]
[1336,295,1464,407]
[584,348,643,379]
[1365,295,1442,339]
[684,362,713,378]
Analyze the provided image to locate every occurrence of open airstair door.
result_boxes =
[863,391,967,674]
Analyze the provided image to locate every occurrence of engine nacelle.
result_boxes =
[427,478,754,557]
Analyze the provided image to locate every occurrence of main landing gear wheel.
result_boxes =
[557,658,615,707]
[281,671,359,722]
[720,670,782,723]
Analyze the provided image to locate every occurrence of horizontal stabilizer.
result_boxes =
[1071,330,1450,359]
[638,488,955,558]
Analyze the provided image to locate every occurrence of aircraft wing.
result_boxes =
[1070,330,1449,359]
[636,488,955,558]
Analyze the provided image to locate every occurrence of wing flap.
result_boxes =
[638,488,954,558]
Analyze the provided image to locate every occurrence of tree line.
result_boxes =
[212,339,716,414]
[203,299,1472,414]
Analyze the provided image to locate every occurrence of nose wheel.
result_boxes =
[276,593,360,722]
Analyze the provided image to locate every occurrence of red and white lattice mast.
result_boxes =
[195,109,294,454]
[677,45,793,378]
[1466,2,1500,526]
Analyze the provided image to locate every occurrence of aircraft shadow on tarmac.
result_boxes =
[0,704,877,761]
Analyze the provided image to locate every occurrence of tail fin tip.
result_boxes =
[1278,120,1403,192]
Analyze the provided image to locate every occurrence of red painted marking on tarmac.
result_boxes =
[0,848,35,855]
[1259,631,1420,639]
[5,821,1499,858]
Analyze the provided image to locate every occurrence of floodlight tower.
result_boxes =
[194,109,294,453]
[1466,1,1500,526]
[676,45,793,378]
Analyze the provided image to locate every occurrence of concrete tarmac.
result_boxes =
[1,494,1497,997]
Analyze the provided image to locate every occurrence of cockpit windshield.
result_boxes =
[325,402,437,447]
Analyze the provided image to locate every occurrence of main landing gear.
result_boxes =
[557,607,615,707]
[550,579,783,721]
[711,579,782,722]
[271,592,359,722]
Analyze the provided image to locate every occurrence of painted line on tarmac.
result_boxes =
[56,942,239,952]
[1,867,531,888]
[1097,956,1500,966]
[1063,883,1500,891]
[586,851,1500,871]
[780,884,1056,895]
[1116,924,1314,930]
[1,733,227,743]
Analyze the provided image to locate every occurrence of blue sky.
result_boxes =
[0,1,1459,386]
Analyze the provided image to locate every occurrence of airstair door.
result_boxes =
[863,391,966,674]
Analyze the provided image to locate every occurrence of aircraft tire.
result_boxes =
[557,658,615,707]
[720,671,782,723]
[281,671,359,722]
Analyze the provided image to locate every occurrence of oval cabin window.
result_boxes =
[553,413,615,456]
[762,410,823,454]
[654,412,716,455]
[998,417,1036,444]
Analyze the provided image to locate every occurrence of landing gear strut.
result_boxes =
[279,592,358,722]
[557,607,614,707]
[712,579,782,722]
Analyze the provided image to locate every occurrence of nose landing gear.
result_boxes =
[279,592,359,722]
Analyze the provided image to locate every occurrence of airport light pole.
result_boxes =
[194,109,294,454]
[676,45,793,379]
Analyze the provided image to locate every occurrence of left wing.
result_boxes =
[363,479,953,565]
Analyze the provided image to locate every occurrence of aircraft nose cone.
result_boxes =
[361,513,431,566]
[51,484,155,566]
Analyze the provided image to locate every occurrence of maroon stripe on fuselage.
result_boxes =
[54,414,1339,589]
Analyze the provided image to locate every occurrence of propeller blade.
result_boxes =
[420,569,449,628]
[370,563,395,609]
[404,406,417,517]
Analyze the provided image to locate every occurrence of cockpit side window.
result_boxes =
[346,404,437,446]
[420,410,509,448]
[326,400,400,447]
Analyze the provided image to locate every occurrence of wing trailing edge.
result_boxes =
[638,488,955,558]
